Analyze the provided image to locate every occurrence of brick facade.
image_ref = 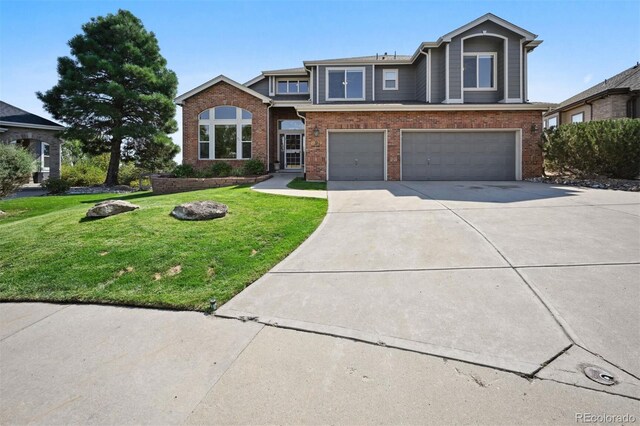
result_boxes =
[0,127,62,179]
[181,81,268,171]
[304,110,544,181]
[592,94,631,120]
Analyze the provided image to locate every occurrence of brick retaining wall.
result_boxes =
[151,175,271,195]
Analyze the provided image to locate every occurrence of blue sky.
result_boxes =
[1,0,639,161]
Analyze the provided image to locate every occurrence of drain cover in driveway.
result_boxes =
[583,365,616,385]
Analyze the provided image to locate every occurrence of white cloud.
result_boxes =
[583,73,593,84]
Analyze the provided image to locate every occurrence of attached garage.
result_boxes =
[328,131,385,181]
[401,131,519,181]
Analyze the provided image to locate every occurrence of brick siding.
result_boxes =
[181,81,268,171]
[304,110,544,181]
[151,175,271,195]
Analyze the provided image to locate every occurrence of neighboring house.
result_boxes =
[175,13,550,181]
[544,64,640,128]
[0,101,64,182]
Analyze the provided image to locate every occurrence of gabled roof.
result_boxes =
[549,64,640,113]
[175,75,271,104]
[440,13,537,42]
[0,101,64,130]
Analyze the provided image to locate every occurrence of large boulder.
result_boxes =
[86,200,140,218]
[170,201,228,221]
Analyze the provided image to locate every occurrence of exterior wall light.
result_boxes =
[313,125,320,137]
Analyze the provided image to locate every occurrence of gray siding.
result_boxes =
[430,47,446,103]
[318,65,373,103]
[462,37,503,103]
[415,54,427,102]
[374,65,416,102]
[448,39,462,100]
[248,78,269,96]
[455,20,523,102]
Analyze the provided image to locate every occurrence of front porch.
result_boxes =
[269,107,305,173]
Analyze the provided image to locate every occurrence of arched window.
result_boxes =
[198,106,252,160]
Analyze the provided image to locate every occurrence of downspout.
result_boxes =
[267,101,273,172]
[295,108,307,177]
[420,49,429,102]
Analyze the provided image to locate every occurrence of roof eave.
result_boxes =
[0,121,65,131]
[546,88,632,115]
[440,13,537,42]
[174,75,272,105]
[295,103,553,113]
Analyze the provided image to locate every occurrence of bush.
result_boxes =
[210,162,232,177]
[0,144,34,197]
[230,167,244,177]
[172,164,196,178]
[119,163,146,187]
[543,119,640,179]
[41,178,71,194]
[242,159,265,176]
[61,163,105,186]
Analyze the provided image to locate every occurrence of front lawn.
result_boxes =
[0,186,327,310]
[287,177,327,191]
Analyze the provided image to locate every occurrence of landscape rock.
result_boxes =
[86,200,140,218]
[170,201,228,221]
[526,176,640,192]
[0,210,5,216]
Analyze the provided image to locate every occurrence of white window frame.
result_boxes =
[571,112,584,123]
[463,52,497,91]
[325,67,366,101]
[546,116,558,128]
[41,141,50,171]
[198,107,253,160]
[276,79,310,95]
[382,68,398,91]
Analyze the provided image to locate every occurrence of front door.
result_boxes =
[282,133,303,169]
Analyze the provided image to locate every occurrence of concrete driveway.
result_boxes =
[218,181,640,397]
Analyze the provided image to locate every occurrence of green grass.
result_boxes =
[0,187,327,311]
[287,177,327,191]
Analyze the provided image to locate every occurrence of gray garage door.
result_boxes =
[402,131,516,180]
[328,132,385,180]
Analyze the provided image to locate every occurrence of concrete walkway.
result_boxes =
[251,172,327,199]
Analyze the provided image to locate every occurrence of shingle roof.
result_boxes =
[262,67,307,75]
[304,54,413,64]
[556,64,640,110]
[0,101,64,128]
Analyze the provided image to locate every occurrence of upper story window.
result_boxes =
[383,69,398,90]
[463,53,496,90]
[545,116,558,129]
[571,112,584,123]
[277,79,309,95]
[198,106,252,160]
[326,67,365,101]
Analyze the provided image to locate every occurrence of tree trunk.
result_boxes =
[104,139,121,186]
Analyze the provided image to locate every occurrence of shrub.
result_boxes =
[230,167,244,177]
[172,164,196,178]
[61,163,104,186]
[41,178,71,194]
[543,119,640,179]
[0,144,34,197]
[210,162,232,177]
[119,163,145,187]
[242,159,265,176]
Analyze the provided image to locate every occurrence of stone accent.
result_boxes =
[86,200,140,218]
[0,126,63,179]
[304,110,544,181]
[151,175,271,195]
[181,81,268,171]
[592,94,632,120]
[170,201,228,221]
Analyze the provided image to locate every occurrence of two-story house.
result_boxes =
[175,13,549,181]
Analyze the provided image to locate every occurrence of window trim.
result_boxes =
[463,52,497,92]
[198,106,253,160]
[41,141,50,171]
[325,67,366,101]
[382,68,398,91]
[546,116,558,128]
[571,112,584,123]
[276,79,310,95]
